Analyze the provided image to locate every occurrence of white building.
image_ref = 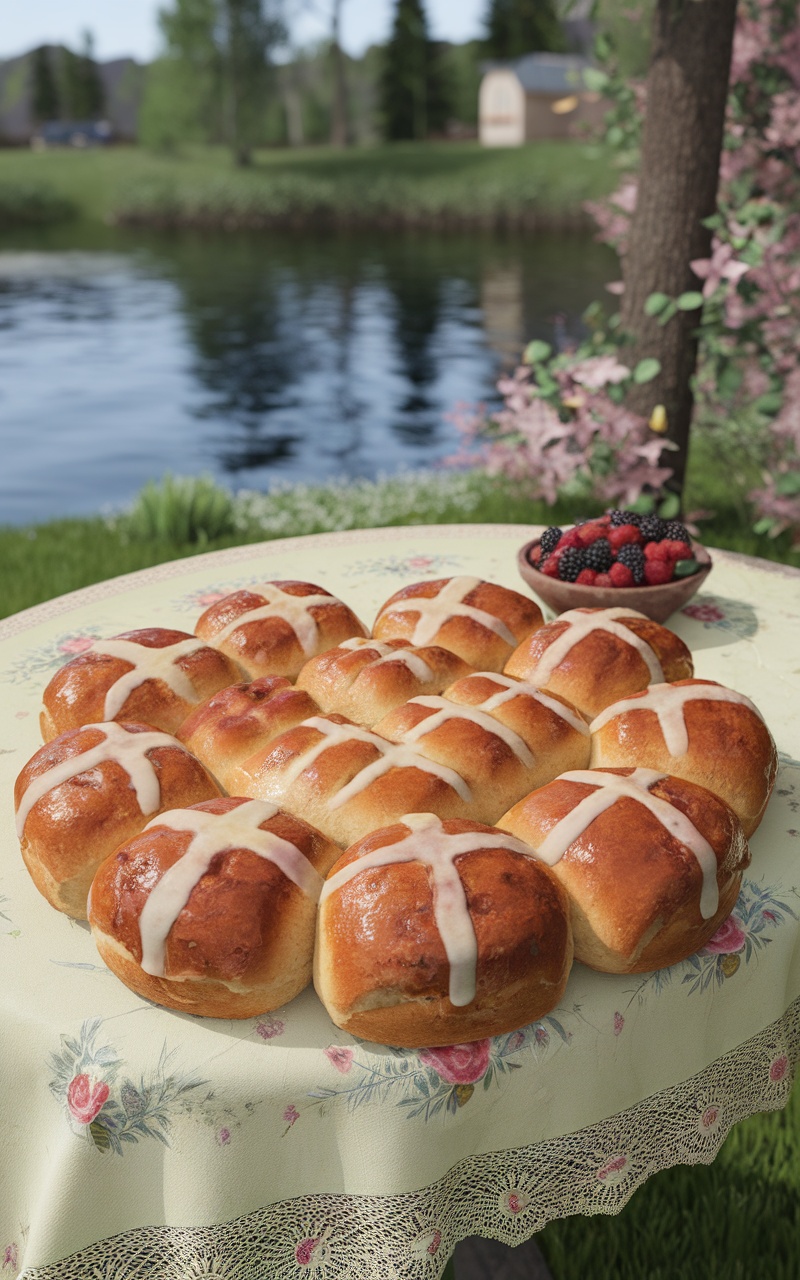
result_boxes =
[479,53,603,147]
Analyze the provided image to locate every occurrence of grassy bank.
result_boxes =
[0,140,616,232]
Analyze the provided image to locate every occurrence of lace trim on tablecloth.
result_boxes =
[19,997,800,1280]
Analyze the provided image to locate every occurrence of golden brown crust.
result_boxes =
[177,676,321,792]
[589,679,778,838]
[15,723,221,918]
[40,628,243,741]
[372,577,544,671]
[499,768,750,973]
[194,580,368,680]
[88,797,341,1018]
[503,609,693,719]
[372,673,591,824]
[231,715,472,848]
[314,818,573,1047]
[295,639,473,725]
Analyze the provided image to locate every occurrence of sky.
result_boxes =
[1,0,488,63]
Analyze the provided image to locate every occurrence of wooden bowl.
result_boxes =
[517,537,712,624]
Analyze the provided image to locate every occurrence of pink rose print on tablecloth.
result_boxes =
[295,1237,321,1266]
[597,1154,628,1184]
[704,916,747,954]
[682,603,725,624]
[769,1055,789,1083]
[2,1243,18,1272]
[418,1040,492,1085]
[58,636,95,656]
[283,1105,300,1127]
[324,1046,354,1074]
[217,1127,231,1146]
[255,1016,285,1041]
[66,1074,110,1126]
[613,1012,624,1036]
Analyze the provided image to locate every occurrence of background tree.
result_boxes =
[61,31,105,120]
[619,0,738,503]
[329,0,349,147]
[30,46,60,123]
[482,0,566,61]
[380,0,451,141]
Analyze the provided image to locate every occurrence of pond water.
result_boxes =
[0,224,615,527]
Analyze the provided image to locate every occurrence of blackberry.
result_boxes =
[609,509,643,527]
[539,526,563,556]
[558,546,586,582]
[639,515,667,543]
[585,537,613,572]
[616,543,646,584]
[663,520,691,543]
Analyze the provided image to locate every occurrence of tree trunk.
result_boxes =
[620,0,737,505]
[330,0,349,148]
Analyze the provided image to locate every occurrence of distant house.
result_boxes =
[478,53,603,147]
[31,120,112,149]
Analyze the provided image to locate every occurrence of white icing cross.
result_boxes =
[137,799,325,977]
[399,695,535,767]
[337,637,435,684]
[16,723,190,838]
[461,672,590,737]
[261,716,472,809]
[528,608,664,688]
[212,583,352,654]
[535,768,719,919]
[376,576,517,648]
[86,637,209,720]
[590,682,764,758]
[320,812,536,1006]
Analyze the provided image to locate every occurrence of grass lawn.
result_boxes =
[0,139,617,231]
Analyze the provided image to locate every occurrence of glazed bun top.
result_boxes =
[503,606,693,719]
[372,575,544,672]
[40,629,243,741]
[195,580,368,680]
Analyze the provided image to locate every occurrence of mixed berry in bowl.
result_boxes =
[530,511,701,588]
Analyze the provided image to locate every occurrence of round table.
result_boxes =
[2,524,799,1280]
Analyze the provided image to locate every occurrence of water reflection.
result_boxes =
[0,228,615,526]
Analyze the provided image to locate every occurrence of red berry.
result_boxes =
[644,560,674,585]
[576,523,608,548]
[594,572,613,587]
[540,554,562,578]
[609,561,635,587]
[644,540,671,561]
[528,544,543,566]
[576,568,598,585]
[558,528,584,550]
[662,539,693,560]
[608,524,643,551]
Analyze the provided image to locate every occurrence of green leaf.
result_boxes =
[628,494,656,515]
[606,125,624,148]
[658,492,681,519]
[583,68,609,92]
[633,357,661,384]
[677,291,704,311]
[644,292,670,317]
[523,340,552,365]
[753,516,777,535]
[753,392,783,417]
[658,300,679,325]
[775,472,800,497]
[89,1121,112,1153]
[673,559,699,577]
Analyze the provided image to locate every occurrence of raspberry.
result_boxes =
[558,546,587,581]
[644,540,671,561]
[594,572,613,587]
[585,537,613,571]
[639,515,667,542]
[609,561,635,587]
[644,560,674,585]
[616,543,646,584]
[576,523,609,548]
[540,556,561,578]
[558,528,584,550]
[663,520,691,543]
[576,568,598,585]
[662,539,692,561]
[539,526,562,556]
[609,509,643,527]
[608,524,643,551]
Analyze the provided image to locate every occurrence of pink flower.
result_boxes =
[534,1025,550,1047]
[408,556,434,571]
[613,1012,624,1036]
[324,1046,354,1074]
[283,1104,300,1127]
[255,1017,285,1040]
[704,915,747,954]
[196,591,230,607]
[597,1154,628,1181]
[418,1039,491,1085]
[682,603,725,623]
[59,636,95,655]
[499,1188,531,1216]
[295,1237,320,1266]
[700,1105,719,1130]
[2,1244,18,1271]
[67,1074,110,1125]
[769,1055,789,1083]
[427,1230,442,1256]
[569,355,631,389]
[217,1127,231,1145]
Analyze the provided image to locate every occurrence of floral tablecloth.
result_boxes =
[2,524,799,1280]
